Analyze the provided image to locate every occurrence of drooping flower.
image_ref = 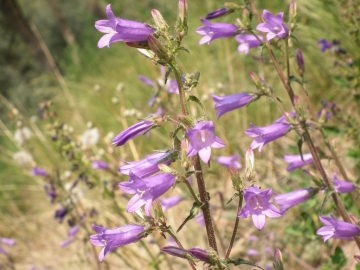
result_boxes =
[245,121,291,152]
[159,195,183,211]
[91,160,109,170]
[215,155,242,169]
[205,8,232,20]
[332,173,356,194]
[14,127,32,145]
[90,223,146,262]
[283,153,314,171]
[196,18,238,45]
[95,4,154,48]
[186,121,225,164]
[318,39,332,52]
[60,226,79,248]
[274,188,318,214]
[235,34,263,55]
[80,128,100,148]
[119,151,173,178]
[212,93,255,118]
[54,207,68,223]
[31,167,48,176]
[188,248,211,263]
[119,172,175,215]
[316,214,360,242]
[238,187,281,230]
[112,120,155,147]
[256,10,289,41]
[296,49,305,74]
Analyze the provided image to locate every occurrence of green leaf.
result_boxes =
[331,247,347,268]
[289,75,304,86]
[226,193,239,205]
[177,46,190,54]
[165,67,173,84]
[297,138,304,161]
[177,201,203,232]
[188,95,204,111]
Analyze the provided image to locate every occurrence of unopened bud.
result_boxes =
[152,199,166,221]
[147,35,172,62]
[178,114,194,127]
[245,148,255,181]
[296,49,305,77]
[273,249,284,270]
[188,248,211,263]
[349,214,359,225]
[354,255,360,264]
[229,166,241,190]
[161,246,189,259]
[289,1,297,24]
[235,18,245,29]
[249,71,262,89]
[158,164,176,175]
[242,8,251,28]
[151,9,169,32]
[176,0,188,40]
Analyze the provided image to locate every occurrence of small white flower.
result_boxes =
[13,151,33,165]
[14,127,32,145]
[79,128,100,148]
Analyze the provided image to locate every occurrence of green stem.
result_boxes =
[170,60,189,115]
[224,191,243,259]
[183,178,201,204]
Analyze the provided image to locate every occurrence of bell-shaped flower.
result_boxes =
[283,153,314,171]
[215,155,242,169]
[119,151,173,178]
[245,122,291,152]
[113,120,155,147]
[196,18,238,45]
[159,195,183,211]
[95,4,155,48]
[119,172,175,215]
[256,10,288,41]
[186,121,225,164]
[332,173,356,194]
[238,187,281,230]
[91,160,109,170]
[212,93,255,118]
[316,214,360,242]
[236,34,263,55]
[274,188,318,214]
[90,223,146,261]
[32,167,48,176]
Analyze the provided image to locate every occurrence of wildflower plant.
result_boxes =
[3,0,360,269]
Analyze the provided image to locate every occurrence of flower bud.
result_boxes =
[151,9,169,32]
[229,166,241,190]
[289,1,297,24]
[161,246,189,259]
[152,199,166,222]
[294,95,306,122]
[188,248,211,263]
[158,164,176,175]
[178,114,195,127]
[296,48,305,77]
[242,8,251,28]
[273,249,284,270]
[176,0,188,39]
[147,35,172,62]
[245,148,255,181]
[249,71,262,89]
[349,214,359,225]
[354,255,360,264]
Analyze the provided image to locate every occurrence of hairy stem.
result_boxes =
[224,191,243,259]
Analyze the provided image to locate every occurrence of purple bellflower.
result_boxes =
[186,121,225,164]
[95,4,154,48]
[235,34,263,55]
[283,153,314,171]
[256,10,289,41]
[159,195,183,211]
[205,8,232,20]
[238,187,281,230]
[215,155,242,169]
[119,151,173,178]
[274,188,318,214]
[245,120,291,152]
[32,167,48,177]
[196,18,238,45]
[316,214,360,242]
[1,238,15,247]
[332,173,356,194]
[188,248,211,263]
[161,246,189,259]
[212,93,255,118]
[119,172,175,215]
[54,207,68,223]
[90,223,146,262]
[318,39,332,52]
[91,160,109,170]
[60,226,79,248]
[113,120,155,147]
